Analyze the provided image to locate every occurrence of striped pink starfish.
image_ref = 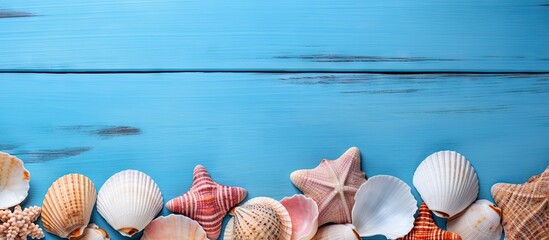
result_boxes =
[166,165,247,240]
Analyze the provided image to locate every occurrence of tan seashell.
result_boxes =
[224,197,292,240]
[491,166,549,240]
[97,170,163,237]
[0,152,30,209]
[72,224,110,240]
[141,214,208,240]
[311,224,360,240]
[42,174,97,238]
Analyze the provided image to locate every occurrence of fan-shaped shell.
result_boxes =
[224,197,292,240]
[42,174,97,238]
[280,194,319,240]
[73,224,110,240]
[413,150,479,218]
[352,175,417,239]
[447,199,502,240]
[0,152,30,209]
[97,170,163,237]
[141,214,208,240]
[311,224,360,240]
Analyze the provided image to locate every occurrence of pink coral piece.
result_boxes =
[0,205,44,240]
[290,147,367,225]
[166,165,247,240]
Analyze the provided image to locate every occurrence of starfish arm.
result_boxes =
[317,190,338,211]
[338,188,352,222]
[343,186,359,192]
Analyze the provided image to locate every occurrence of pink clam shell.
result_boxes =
[281,194,319,240]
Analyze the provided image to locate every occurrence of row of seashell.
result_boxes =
[41,170,163,239]
[286,148,506,240]
[1,149,542,240]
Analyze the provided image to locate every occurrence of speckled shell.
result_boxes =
[0,152,30,209]
[224,197,292,240]
[97,170,163,237]
[398,203,462,240]
[447,199,502,240]
[413,151,479,218]
[352,175,417,239]
[141,214,208,240]
[311,224,360,240]
[280,194,319,240]
[42,174,97,238]
[72,224,110,240]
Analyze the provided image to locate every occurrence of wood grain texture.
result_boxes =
[0,73,548,239]
[1,0,549,71]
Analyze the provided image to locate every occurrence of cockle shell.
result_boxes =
[398,203,462,240]
[0,152,30,209]
[491,166,549,240]
[280,194,319,240]
[224,197,292,240]
[311,224,360,240]
[413,150,479,218]
[73,224,110,240]
[97,170,163,237]
[447,199,502,240]
[141,214,209,240]
[290,147,366,225]
[42,174,97,238]
[352,175,417,239]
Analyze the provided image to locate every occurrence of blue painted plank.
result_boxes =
[0,73,548,239]
[1,0,549,71]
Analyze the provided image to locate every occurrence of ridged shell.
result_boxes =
[280,194,319,240]
[73,224,110,240]
[97,170,163,237]
[141,214,208,240]
[413,151,479,218]
[447,199,502,240]
[224,197,292,240]
[490,166,548,239]
[0,152,30,209]
[398,203,462,240]
[311,224,360,240]
[42,174,97,238]
[352,175,417,239]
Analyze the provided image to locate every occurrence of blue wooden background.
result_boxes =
[1,0,549,239]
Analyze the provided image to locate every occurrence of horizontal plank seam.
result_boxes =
[1,69,549,75]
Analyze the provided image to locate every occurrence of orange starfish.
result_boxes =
[166,165,247,240]
[290,147,366,225]
[398,203,462,240]
[491,166,549,240]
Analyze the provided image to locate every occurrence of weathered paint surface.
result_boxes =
[0,73,548,239]
[1,0,549,71]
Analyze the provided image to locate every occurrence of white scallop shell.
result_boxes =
[351,175,417,239]
[73,224,110,240]
[447,199,503,240]
[141,214,208,240]
[311,224,360,240]
[413,150,479,218]
[42,174,97,238]
[280,194,319,240]
[0,152,30,209]
[97,170,163,237]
